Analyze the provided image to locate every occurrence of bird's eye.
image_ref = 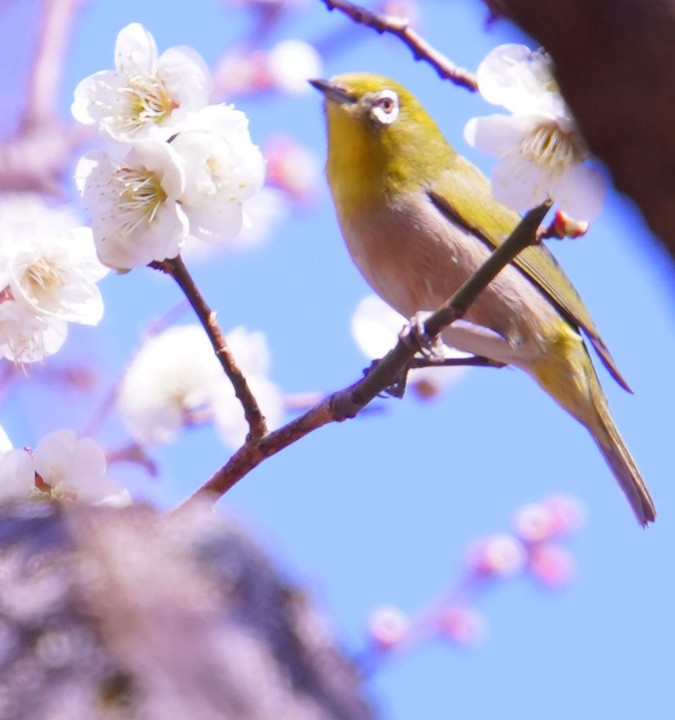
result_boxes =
[369,90,399,125]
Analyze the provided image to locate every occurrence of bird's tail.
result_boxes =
[532,334,656,526]
[588,378,656,526]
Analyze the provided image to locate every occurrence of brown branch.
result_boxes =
[151,256,267,442]
[319,0,478,91]
[181,203,550,506]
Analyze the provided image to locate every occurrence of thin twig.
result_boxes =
[151,256,268,442]
[24,0,85,128]
[320,0,478,91]
[180,203,550,506]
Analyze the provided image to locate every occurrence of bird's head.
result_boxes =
[310,73,454,201]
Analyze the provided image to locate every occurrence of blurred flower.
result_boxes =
[368,606,409,651]
[6,227,107,324]
[264,135,320,203]
[437,605,487,647]
[513,501,558,543]
[116,324,222,445]
[0,425,11,454]
[464,44,606,220]
[117,324,282,449]
[528,543,575,588]
[170,105,266,243]
[268,40,322,94]
[0,295,67,363]
[72,23,211,141]
[466,533,527,578]
[351,295,470,399]
[210,327,283,448]
[0,429,129,506]
[543,495,586,535]
[0,196,107,363]
[76,140,188,270]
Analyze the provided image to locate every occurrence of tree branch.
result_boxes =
[319,0,478,91]
[151,256,268,442]
[181,203,550,505]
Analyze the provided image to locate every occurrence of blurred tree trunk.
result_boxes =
[497,0,675,264]
[0,502,379,720]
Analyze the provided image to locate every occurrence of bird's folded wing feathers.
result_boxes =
[428,159,632,392]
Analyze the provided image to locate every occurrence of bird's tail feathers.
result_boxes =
[588,379,656,526]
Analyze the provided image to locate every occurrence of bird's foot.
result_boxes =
[400,312,445,361]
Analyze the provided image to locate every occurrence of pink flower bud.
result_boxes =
[368,606,409,651]
[437,606,487,647]
[529,544,575,588]
[466,533,527,578]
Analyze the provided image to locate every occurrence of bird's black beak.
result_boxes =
[308,78,356,105]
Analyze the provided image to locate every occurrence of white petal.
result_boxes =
[464,114,532,156]
[549,164,607,221]
[491,154,551,212]
[0,426,12,454]
[0,449,35,500]
[157,45,212,112]
[186,201,243,242]
[71,70,122,126]
[115,23,158,75]
[477,44,568,120]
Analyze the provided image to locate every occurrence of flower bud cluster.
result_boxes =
[365,496,584,659]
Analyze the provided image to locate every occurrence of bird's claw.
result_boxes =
[400,312,444,360]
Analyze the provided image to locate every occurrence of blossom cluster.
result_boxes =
[0,195,108,364]
[465,44,606,221]
[367,496,585,656]
[73,23,266,270]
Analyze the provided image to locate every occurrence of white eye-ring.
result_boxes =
[369,89,399,125]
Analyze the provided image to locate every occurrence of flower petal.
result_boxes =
[115,23,158,75]
[549,164,607,221]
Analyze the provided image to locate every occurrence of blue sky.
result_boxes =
[2,1,674,718]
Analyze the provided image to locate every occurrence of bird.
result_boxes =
[309,72,656,525]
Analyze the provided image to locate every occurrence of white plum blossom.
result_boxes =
[0,429,130,506]
[268,40,322,94]
[210,327,283,448]
[170,105,266,243]
[72,23,211,141]
[7,227,107,324]
[116,324,282,449]
[351,295,469,399]
[0,195,108,364]
[76,140,188,270]
[116,324,223,445]
[464,44,606,221]
[0,299,67,363]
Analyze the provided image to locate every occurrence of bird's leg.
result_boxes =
[400,311,444,360]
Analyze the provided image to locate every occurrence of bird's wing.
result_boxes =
[428,159,632,392]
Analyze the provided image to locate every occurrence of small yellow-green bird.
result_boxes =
[310,72,656,525]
